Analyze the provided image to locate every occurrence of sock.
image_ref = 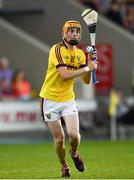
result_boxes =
[60,160,69,169]
[70,149,77,158]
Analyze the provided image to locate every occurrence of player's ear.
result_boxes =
[62,31,66,39]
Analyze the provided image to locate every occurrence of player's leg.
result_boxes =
[64,113,80,153]
[47,120,66,163]
[63,113,84,172]
[47,120,70,177]
[41,99,70,177]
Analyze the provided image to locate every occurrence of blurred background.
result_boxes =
[0,0,134,143]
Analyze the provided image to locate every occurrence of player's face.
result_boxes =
[65,28,81,42]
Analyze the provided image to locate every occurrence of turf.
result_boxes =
[0,140,134,179]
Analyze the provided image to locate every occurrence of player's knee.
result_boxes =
[69,133,81,142]
[54,134,65,145]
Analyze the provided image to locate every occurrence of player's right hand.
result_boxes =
[88,60,98,71]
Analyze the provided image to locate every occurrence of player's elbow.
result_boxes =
[82,73,91,84]
[83,79,90,84]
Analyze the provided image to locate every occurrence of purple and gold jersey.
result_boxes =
[39,42,86,102]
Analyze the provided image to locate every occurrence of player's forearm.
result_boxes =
[62,68,86,80]
[59,67,90,80]
[82,71,91,84]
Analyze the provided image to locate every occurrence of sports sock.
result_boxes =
[60,160,69,169]
[70,149,77,158]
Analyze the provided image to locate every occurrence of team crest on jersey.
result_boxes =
[77,55,81,61]
[45,113,51,119]
[64,56,69,60]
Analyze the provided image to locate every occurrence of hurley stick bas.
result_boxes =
[81,8,99,84]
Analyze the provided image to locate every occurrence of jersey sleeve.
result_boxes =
[50,44,67,68]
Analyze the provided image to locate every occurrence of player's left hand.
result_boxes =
[90,48,97,61]
[87,48,97,62]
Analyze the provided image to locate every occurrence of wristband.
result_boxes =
[84,66,90,72]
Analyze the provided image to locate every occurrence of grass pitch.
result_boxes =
[0,140,134,179]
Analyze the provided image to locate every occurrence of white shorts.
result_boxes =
[41,99,78,122]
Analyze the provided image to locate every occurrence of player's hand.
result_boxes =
[88,48,97,61]
[88,60,98,71]
[91,49,97,60]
